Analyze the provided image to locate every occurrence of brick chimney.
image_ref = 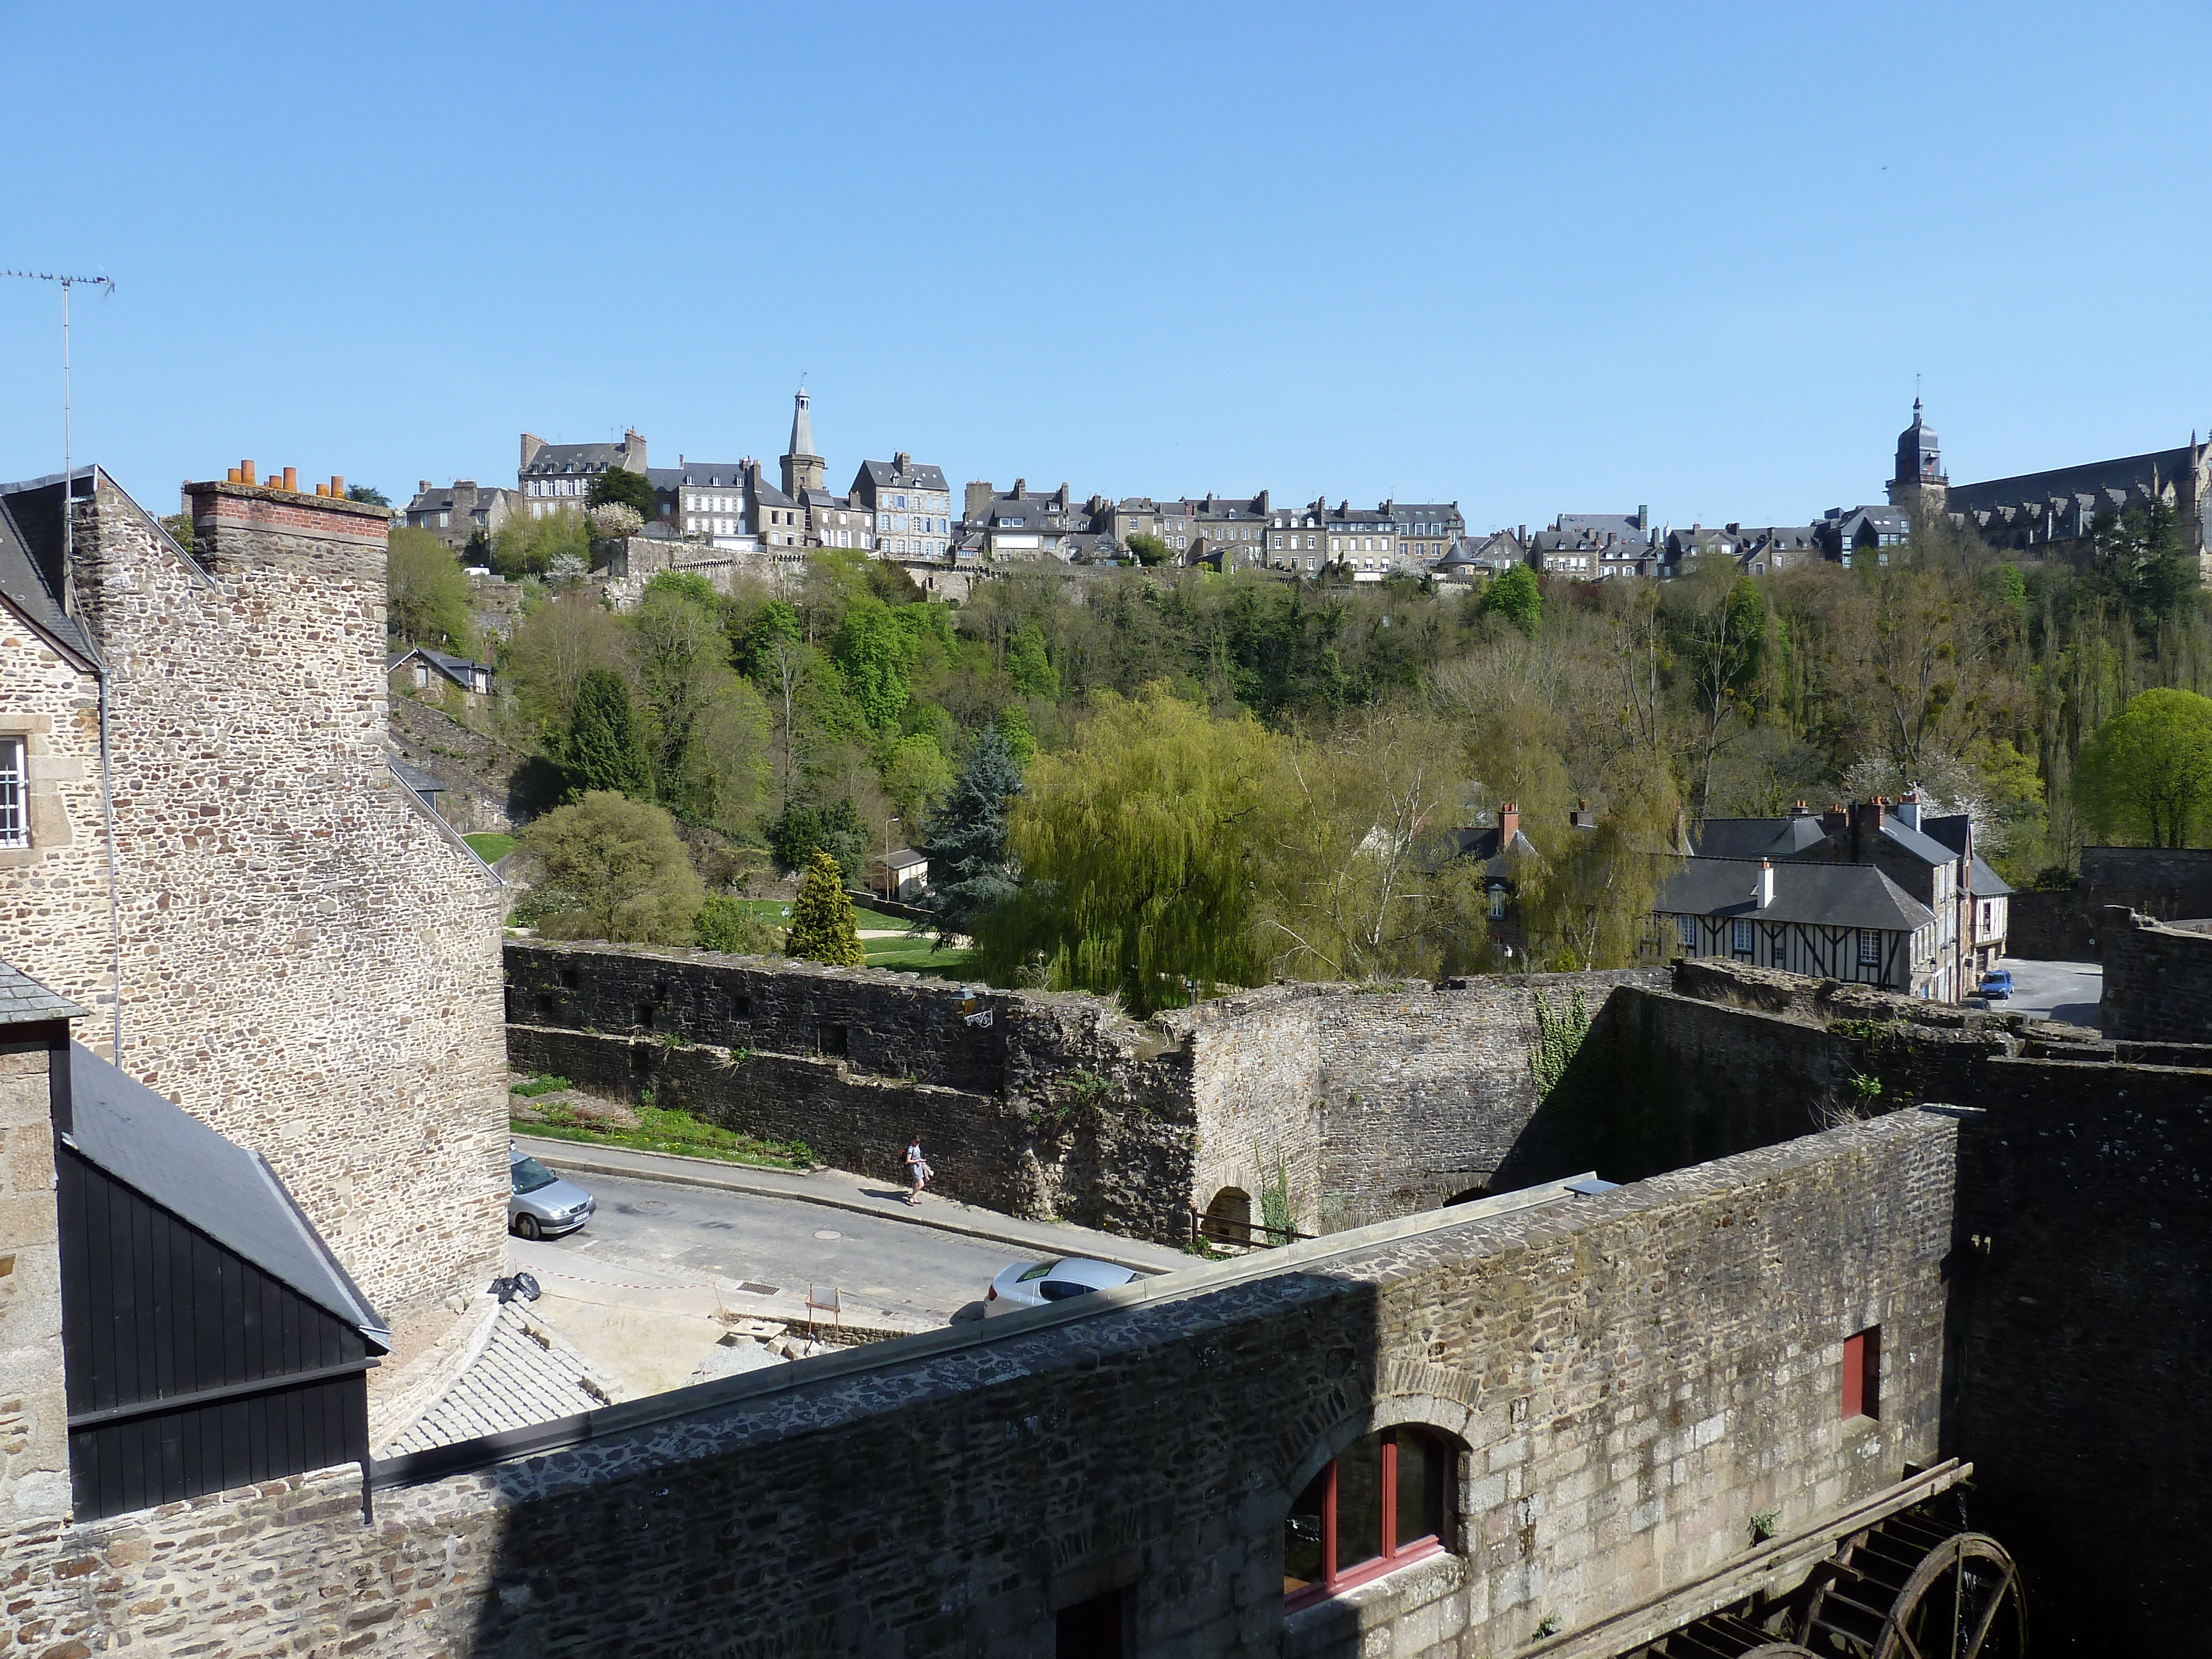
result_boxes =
[1498,801,1520,846]
[520,434,545,471]
[1849,798,1887,865]
[1821,803,1848,837]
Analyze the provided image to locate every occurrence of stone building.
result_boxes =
[517,427,647,518]
[0,463,510,1399]
[650,458,758,549]
[852,451,953,560]
[401,478,519,556]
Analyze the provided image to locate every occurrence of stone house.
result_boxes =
[650,458,759,549]
[387,644,494,705]
[401,478,519,556]
[852,452,953,561]
[518,427,647,519]
[0,461,510,1430]
[1379,498,1465,565]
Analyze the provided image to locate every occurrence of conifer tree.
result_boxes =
[785,850,864,965]
[559,669,653,800]
[919,724,1024,945]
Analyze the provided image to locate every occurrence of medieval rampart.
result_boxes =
[0,1111,1962,1657]
[2099,905,2212,1042]
[2005,844,2212,960]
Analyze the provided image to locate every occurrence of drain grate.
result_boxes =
[736,1282,780,1297]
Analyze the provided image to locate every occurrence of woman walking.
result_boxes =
[904,1135,931,1206]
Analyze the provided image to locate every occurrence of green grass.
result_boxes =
[514,1099,813,1170]
[510,1074,573,1098]
[864,941,979,975]
[465,832,517,863]
[728,895,914,931]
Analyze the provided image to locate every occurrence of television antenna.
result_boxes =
[3,268,115,568]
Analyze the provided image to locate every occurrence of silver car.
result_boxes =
[509,1152,595,1240]
[984,1256,1139,1316]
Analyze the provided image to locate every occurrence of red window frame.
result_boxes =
[1283,1427,1448,1612]
[1841,1326,1881,1421]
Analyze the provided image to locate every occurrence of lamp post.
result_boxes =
[884,818,899,902]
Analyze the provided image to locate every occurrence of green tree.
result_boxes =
[1477,565,1542,635]
[1006,623,1060,698]
[979,685,1284,1012]
[346,484,392,507]
[558,669,653,800]
[785,850,864,964]
[918,725,1024,945]
[881,732,954,823]
[693,893,784,955]
[994,704,1036,770]
[768,798,869,879]
[492,507,592,577]
[2073,687,2212,847]
[387,526,474,653]
[1125,531,1170,567]
[503,591,630,731]
[588,466,659,521]
[833,597,914,727]
[519,792,704,943]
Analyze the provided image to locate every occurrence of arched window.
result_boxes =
[1283,1426,1451,1609]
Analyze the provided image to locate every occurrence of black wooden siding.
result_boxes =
[56,1145,371,1519]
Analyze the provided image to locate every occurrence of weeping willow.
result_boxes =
[978,685,1283,1014]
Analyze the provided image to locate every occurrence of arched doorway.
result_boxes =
[1201,1187,1253,1245]
[1446,1187,1490,1207]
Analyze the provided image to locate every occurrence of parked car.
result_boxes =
[984,1256,1139,1316]
[1980,969,2014,1001]
[509,1150,596,1240]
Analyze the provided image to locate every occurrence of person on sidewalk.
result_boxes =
[904,1135,932,1206]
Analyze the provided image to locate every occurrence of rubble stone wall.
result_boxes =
[2099,905,2212,1042]
[0,1040,66,1526]
[1,478,510,1337]
[0,1112,1961,1658]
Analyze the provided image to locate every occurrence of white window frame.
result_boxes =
[1859,928,1882,966]
[1677,914,1697,950]
[0,736,28,848]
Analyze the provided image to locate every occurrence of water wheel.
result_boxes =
[1629,1606,1817,1657]
[1799,1511,2026,1658]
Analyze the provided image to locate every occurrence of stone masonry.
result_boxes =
[0,473,510,1365]
[2099,904,2212,1042]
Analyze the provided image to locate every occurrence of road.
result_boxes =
[1991,956,2101,1029]
[534,1169,1035,1325]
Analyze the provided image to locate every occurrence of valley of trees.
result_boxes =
[388,501,2212,1008]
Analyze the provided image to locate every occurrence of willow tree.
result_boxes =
[978,685,1283,1013]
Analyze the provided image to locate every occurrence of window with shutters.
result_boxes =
[1841,1326,1881,1420]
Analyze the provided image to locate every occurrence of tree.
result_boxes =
[785,850,864,964]
[2073,688,2212,847]
[881,732,954,823]
[387,526,474,653]
[492,507,592,577]
[1477,565,1542,635]
[994,704,1036,770]
[1006,623,1060,699]
[504,591,630,730]
[919,724,1024,944]
[558,669,653,800]
[978,685,1284,1013]
[1673,573,1769,829]
[1125,531,1169,567]
[588,466,659,522]
[519,792,704,943]
[833,597,914,728]
[587,502,644,539]
[694,894,784,955]
[768,798,869,879]
[346,484,392,507]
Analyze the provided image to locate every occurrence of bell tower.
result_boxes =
[780,384,827,498]
[1886,397,1948,514]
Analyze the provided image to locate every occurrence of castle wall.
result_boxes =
[0,1111,1960,1657]
[2100,906,2212,1042]
[1,478,509,1340]
[0,631,111,1031]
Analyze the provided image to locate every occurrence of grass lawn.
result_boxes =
[864,940,978,976]
[513,1091,813,1170]
[728,895,912,931]
[465,832,517,863]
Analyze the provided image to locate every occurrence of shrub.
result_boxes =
[695,894,785,955]
[785,851,863,965]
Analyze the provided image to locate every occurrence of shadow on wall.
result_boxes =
[448,1270,1406,1657]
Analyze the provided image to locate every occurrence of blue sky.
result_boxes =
[5,3,2209,530]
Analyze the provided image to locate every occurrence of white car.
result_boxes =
[984,1256,1139,1316]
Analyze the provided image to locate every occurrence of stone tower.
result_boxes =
[780,384,826,498]
[1886,397,1948,514]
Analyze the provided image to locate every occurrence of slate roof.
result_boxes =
[383,1303,617,1455]
[1878,817,1961,868]
[1551,512,1650,545]
[857,457,951,491]
[0,472,100,672]
[649,464,750,489]
[389,757,445,796]
[1657,858,1937,931]
[64,1042,389,1349]
[1442,824,1541,877]
[1693,816,1830,859]
[522,441,625,476]
[1945,445,2195,519]
[0,960,86,1026]
[1918,814,2016,897]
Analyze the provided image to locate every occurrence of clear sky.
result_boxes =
[5,3,2208,531]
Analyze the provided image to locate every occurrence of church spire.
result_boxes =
[780,380,827,498]
[789,382,815,462]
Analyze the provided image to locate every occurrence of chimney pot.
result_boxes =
[241,461,257,485]
[227,467,242,484]
[331,476,343,498]
[282,466,298,493]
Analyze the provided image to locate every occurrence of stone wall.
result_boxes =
[0,477,511,1352]
[0,1112,1962,1657]
[2099,905,2212,1042]
[2000,846,2212,961]
[0,1039,65,1526]
[506,945,1668,1241]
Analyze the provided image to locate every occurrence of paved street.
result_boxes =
[530,1168,1056,1327]
[1991,956,2101,1028]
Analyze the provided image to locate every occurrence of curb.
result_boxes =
[512,1137,1178,1275]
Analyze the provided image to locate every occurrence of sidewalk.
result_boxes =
[512,1135,1193,1275]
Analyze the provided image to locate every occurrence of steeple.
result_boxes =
[1886,397,1947,514]
[780,382,826,497]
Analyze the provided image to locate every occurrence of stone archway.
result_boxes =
[1201,1187,1253,1244]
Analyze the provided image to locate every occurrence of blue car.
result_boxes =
[1979,969,2013,1000]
